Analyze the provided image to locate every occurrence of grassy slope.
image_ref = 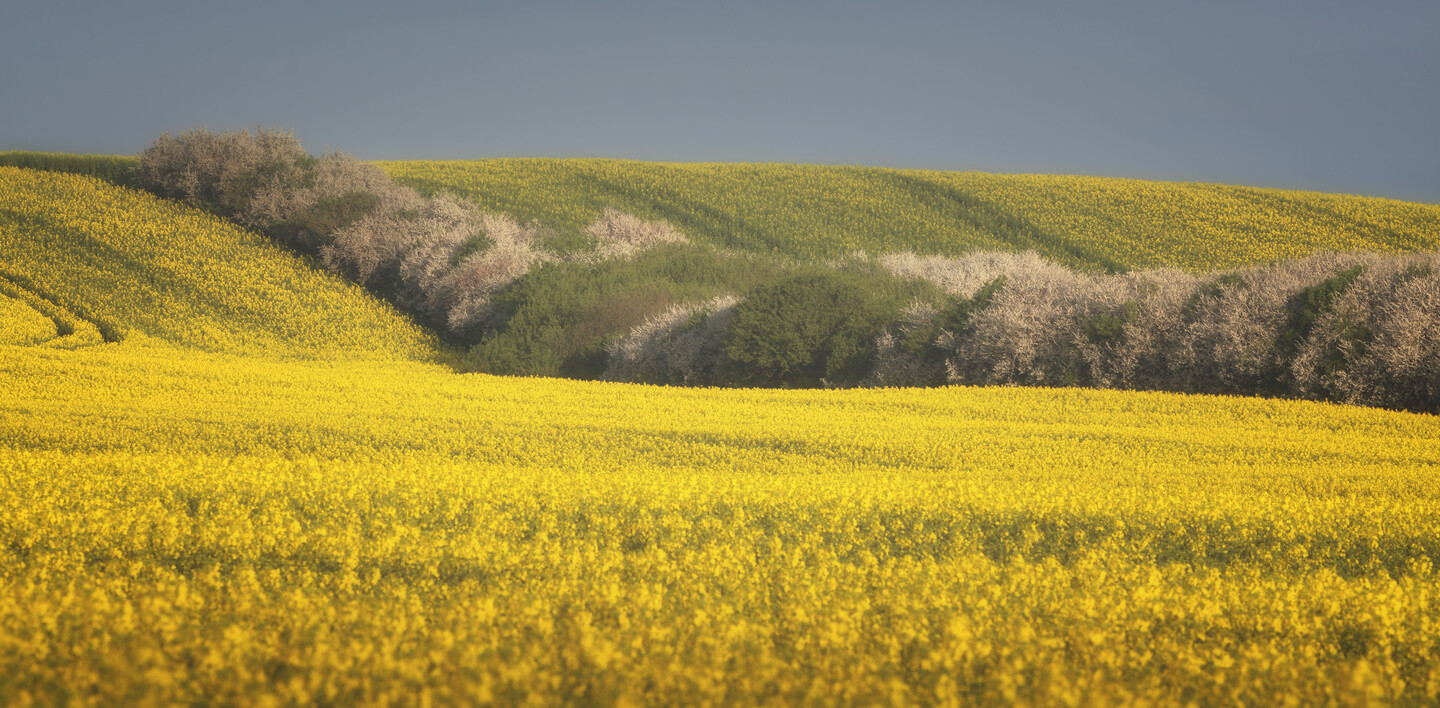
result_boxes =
[380,158,1440,270]
[0,167,441,360]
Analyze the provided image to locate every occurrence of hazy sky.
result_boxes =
[3,0,1437,201]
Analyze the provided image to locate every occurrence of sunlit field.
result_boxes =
[2,163,1440,705]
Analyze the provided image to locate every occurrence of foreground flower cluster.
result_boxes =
[3,340,1440,705]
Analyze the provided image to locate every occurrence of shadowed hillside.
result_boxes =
[0,167,441,359]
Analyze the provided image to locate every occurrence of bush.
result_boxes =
[1167,253,1366,395]
[254,156,417,251]
[941,260,1127,387]
[1280,265,1365,355]
[134,128,420,252]
[911,276,1007,354]
[605,295,740,385]
[431,212,553,339]
[880,249,1439,411]
[881,250,1068,297]
[1290,254,1440,412]
[723,266,938,387]
[1090,269,1198,391]
[470,244,782,377]
[269,191,382,250]
[876,249,1438,408]
[865,276,1009,387]
[586,207,689,260]
[133,127,308,215]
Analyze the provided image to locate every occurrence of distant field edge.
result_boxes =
[0,151,138,187]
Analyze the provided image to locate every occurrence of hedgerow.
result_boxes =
[116,128,1440,410]
[860,250,1440,413]
[131,128,690,348]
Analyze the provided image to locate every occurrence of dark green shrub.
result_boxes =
[470,244,782,377]
[938,276,1008,336]
[1317,317,1371,377]
[901,276,1007,362]
[449,232,495,267]
[1181,272,1244,322]
[271,191,382,250]
[535,229,598,258]
[1279,265,1365,356]
[723,267,938,387]
[1084,300,1140,346]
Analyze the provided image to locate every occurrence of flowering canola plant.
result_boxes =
[0,167,439,358]
[4,341,1440,705]
[0,291,55,346]
[3,164,1440,705]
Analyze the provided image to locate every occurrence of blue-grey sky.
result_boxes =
[3,0,1437,202]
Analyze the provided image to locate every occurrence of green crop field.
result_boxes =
[379,158,1440,270]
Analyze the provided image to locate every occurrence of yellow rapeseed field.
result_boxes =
[0,291,54,345]
[0,167,439,358]
[4,344,1440,706]
[3,164,1440,705]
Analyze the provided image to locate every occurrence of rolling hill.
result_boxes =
[380,158,1440,270]
[0,166,441,359]
[2,154,1440,703]
[7,151,1437,272]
